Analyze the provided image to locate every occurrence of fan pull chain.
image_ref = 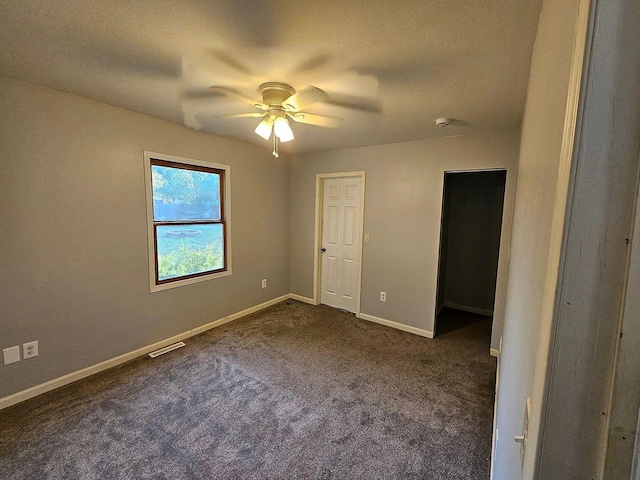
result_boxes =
[272,133,279,158]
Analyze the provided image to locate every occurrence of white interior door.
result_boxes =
[320,177,362,312]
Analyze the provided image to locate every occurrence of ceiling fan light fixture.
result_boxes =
[274,117,294,142]
[254,118,273,140]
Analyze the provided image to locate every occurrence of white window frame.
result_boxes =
[143,151,232,293]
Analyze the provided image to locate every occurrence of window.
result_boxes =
[144,152,231,292]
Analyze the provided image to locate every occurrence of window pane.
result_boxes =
[156,224,224,281]
[151,165,221,221]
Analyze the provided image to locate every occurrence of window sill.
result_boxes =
[149,269,232,293]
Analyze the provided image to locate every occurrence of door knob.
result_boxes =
[321,248,326,252]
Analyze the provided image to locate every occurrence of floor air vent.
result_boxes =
[148,342,186,358]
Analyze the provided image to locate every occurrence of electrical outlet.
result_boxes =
[261,279,267,289]
[364,233,370,243]
[23,341,38,359]
[3,346,20,365]
[380,291,386,302]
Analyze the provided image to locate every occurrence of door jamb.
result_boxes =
[313,171,366,317]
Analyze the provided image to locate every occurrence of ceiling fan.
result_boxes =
[195,81,343,157]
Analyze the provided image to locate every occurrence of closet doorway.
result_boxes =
[435,170,507,336]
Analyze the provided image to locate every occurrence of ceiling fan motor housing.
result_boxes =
[259,82,296,107]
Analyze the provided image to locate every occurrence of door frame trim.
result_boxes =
[313,171,366,317]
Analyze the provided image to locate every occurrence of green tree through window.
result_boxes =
[149,158,227,285]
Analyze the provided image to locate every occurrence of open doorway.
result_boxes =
[435,170,507,337]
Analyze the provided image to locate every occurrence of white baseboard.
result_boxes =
[490,348,499,358]
[444,301,494,317]
[0,294,289,411]
[359,313,434,339]
[288,294,316,305]
[2,295,441,410]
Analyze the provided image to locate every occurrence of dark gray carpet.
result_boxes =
[0,302,496,479]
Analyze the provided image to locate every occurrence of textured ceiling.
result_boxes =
[0,0,542,154]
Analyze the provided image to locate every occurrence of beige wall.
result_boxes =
[0,76,290,398]
[491,0,582,477]
[290,130,519,348]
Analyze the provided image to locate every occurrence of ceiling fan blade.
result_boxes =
[282,86,329,111]
[209,86,267,108]
[324,94,382,113]
[289,53,333,76]
[288,112,343,128]
[214,112,267,119]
